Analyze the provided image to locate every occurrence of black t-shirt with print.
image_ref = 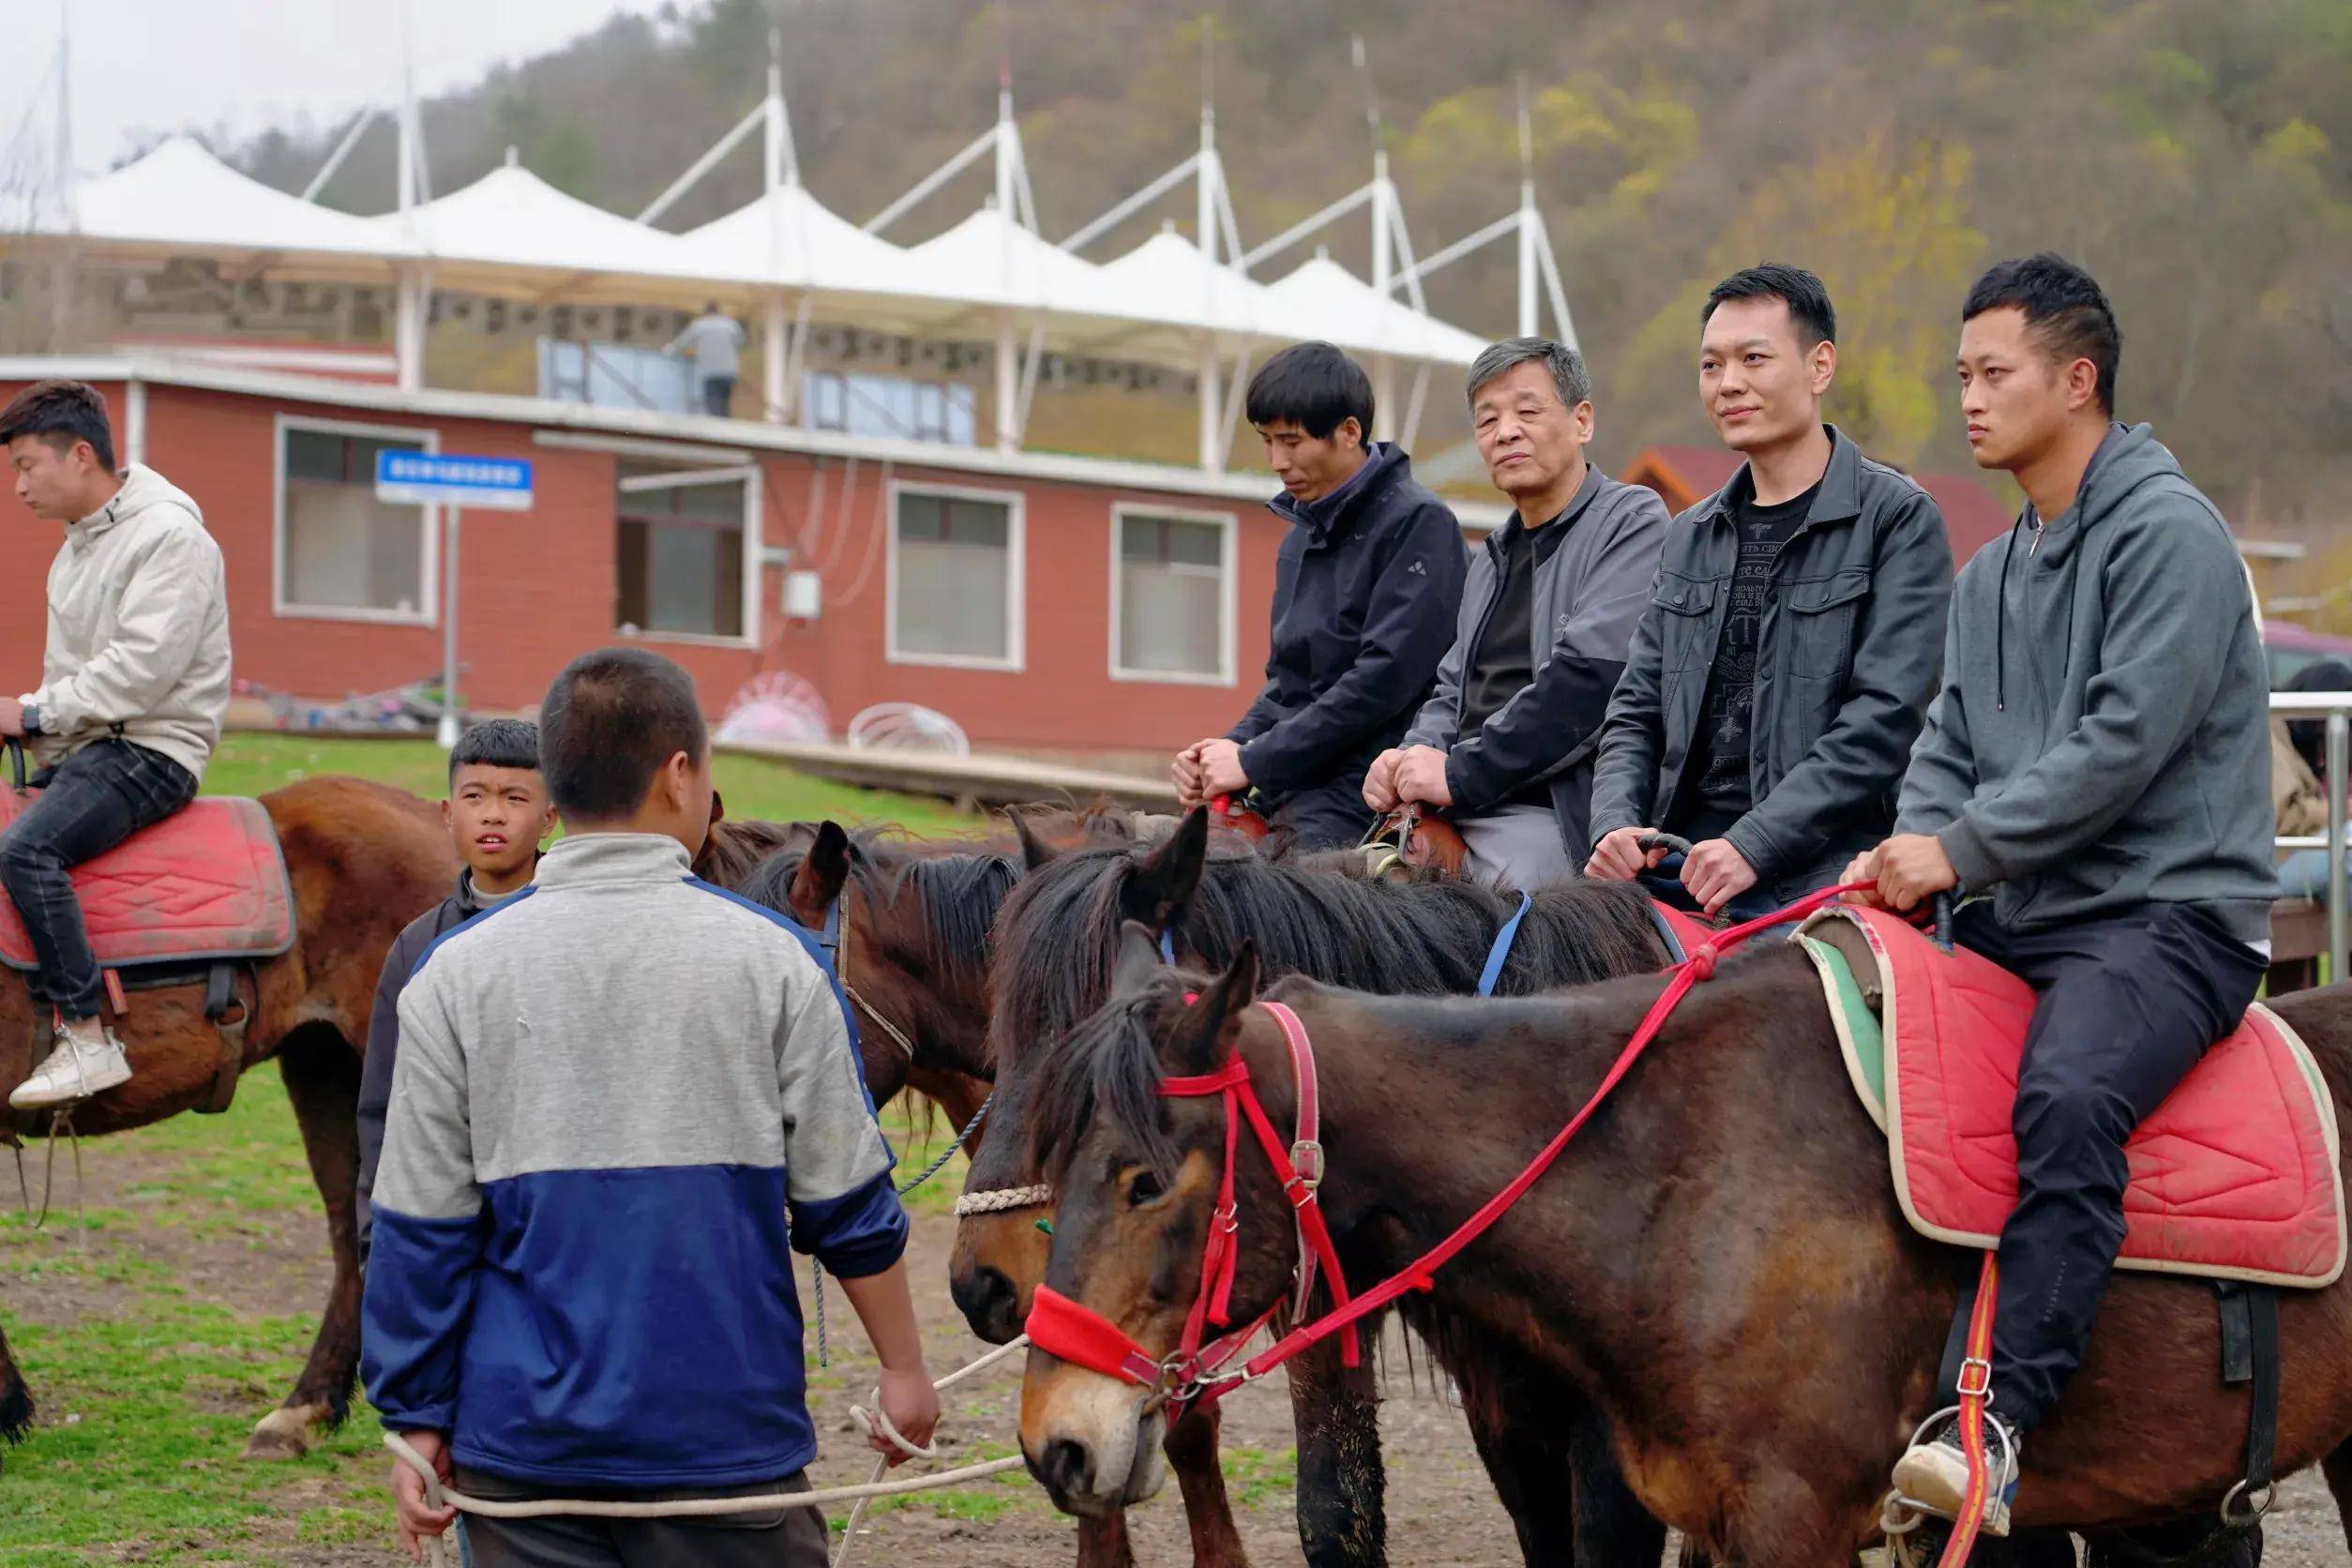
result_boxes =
[1666,476,1820,843]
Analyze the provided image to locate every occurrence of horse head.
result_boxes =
[951,807,1215,1342]
[1016,925,1290,1518]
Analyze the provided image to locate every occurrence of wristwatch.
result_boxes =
[15,700,40,736]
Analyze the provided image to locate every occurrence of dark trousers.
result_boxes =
[1267,776,1375,853]
[453,1466,828,1568]
[1956,901,2267,1433]
[0,740,196,1021]
[701,376,736,417]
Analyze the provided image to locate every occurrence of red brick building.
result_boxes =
[0,360,1510,761]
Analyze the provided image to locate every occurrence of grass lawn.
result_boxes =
[0,1071,969,1564]
[0,731,980,1560]
[200,732,978,837]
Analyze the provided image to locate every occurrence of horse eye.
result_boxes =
[1126,1169,1164,1206]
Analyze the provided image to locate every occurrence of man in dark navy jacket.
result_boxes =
[1173,341,1468,850]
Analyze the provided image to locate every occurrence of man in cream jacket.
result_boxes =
[0,380,230,1109]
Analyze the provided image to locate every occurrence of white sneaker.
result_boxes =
[1891,1415,2020,1537]
[9,1022,132,1109]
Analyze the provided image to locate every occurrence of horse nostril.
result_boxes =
[952,1266,1021,1344]
[1037,1436,1094,1500]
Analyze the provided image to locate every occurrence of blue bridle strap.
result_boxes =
[1476,892,1534,998]
[1158,927,1177,963]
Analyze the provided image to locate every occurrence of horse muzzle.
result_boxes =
[1019,1364,1167,1517]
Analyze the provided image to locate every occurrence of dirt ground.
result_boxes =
[8,1129,2345,1567]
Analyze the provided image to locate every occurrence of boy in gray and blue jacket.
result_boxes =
[363,648,935,1568]
[1850,256,2276,1533]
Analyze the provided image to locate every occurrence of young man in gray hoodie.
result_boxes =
[1847,255,2276,1530]
[0,380,231,1110]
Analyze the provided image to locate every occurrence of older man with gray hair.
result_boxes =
[1364,338,1669,888]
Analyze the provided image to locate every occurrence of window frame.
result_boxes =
[272,414,440,626]
[611,460,762,650]
[885,479,1026,671]
[1107,501,1238,687]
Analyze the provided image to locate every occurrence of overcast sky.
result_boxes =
[3,0,672,174]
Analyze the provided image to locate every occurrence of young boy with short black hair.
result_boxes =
[354,717,554,1262]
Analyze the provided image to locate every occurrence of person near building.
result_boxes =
[365,648,935,1568]
[1361,338,1668,888]
[1583,264,1952,918]
[1850,255,2276,1530]
[668,303,747,417]
[0,378,231,1110]
[354,718,555,1267]
[1173,340,1468,851]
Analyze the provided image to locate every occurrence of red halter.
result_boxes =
[1026,999,1358,1414]
[1026,884,1866,1413]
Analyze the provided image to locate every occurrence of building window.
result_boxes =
[277,422,431,618]
[615,464,751,640]
[1111,507,1234,684]
[889,486,1021,667]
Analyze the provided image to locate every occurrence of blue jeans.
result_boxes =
[0,740,196,1020]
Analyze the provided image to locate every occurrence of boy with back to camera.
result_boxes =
[364,648,934,1567]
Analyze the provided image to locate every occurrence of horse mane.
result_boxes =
[1027,974,1193,1186]
[694,816,807,890]
[731,802,1141,984]
[988,842,1664,1076]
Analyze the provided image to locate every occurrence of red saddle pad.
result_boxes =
[0,791,294,972]
[1799,905,2344,1289]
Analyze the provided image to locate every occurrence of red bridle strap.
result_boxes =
[1223,882,1864,1387]
[1024,1003,1358,1408]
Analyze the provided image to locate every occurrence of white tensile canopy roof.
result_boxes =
[681,185,927,293]
[373,164,730,304]
[31,136,399,279]
[1262,255,1488,368]
[16,137,1496,375]
[1095,229,1273,339]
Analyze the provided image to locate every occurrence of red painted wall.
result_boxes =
[0,379,1289,755]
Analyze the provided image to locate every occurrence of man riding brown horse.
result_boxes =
[1,379,230,1110]
[1847,253,2281,1532]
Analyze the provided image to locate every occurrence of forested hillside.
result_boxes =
[219,0,2351,534]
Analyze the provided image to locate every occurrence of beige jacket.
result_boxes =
[19,464,231,781]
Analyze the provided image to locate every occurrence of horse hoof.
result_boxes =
[242,1403,324,1460]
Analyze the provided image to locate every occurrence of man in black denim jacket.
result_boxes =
[1586,264,1952,915]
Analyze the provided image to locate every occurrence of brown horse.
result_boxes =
[1020,927,2352,1566]
[953,814,1681,1567]
[0,776,456,1458]
[0,793,1002,1465]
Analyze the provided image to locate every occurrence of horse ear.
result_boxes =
[1112,919,1164,996]
[788,822,852,927]
[1123,806,1210,927]
[1170,939,1259,1078]
[708,789,728,829]
[1011,810,1060,872]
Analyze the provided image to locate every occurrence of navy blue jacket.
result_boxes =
[1229,444,1468,798]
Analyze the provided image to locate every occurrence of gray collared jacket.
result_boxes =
[1401,464,1669,856]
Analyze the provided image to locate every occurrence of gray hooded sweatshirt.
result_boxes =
[1896,424,2276,944]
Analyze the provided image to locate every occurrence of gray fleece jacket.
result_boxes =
[1895,424,2276,943]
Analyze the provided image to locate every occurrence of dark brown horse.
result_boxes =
[0,776,457,1458]
[1020,927,2352,1566]
[953,813,1681,1567]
